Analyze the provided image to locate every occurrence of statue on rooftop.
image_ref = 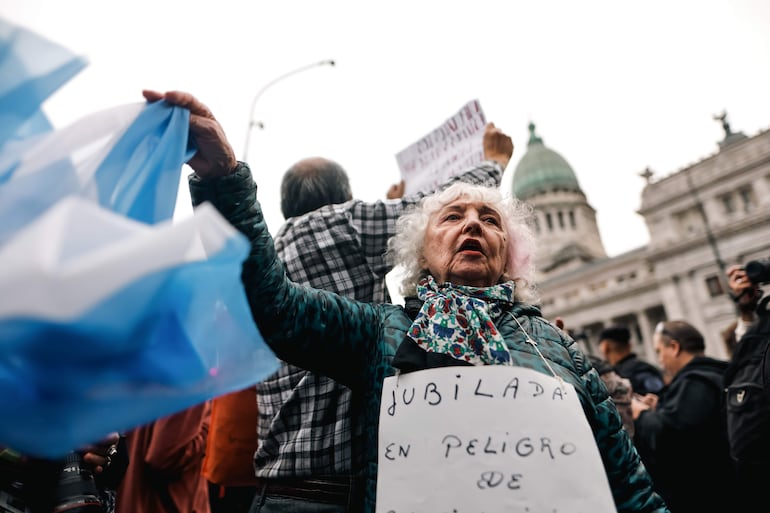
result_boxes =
[639,166,654,185]
[713,110,733,137]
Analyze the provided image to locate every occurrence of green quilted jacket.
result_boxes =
[189,164,669,513]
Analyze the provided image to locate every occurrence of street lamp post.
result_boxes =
[242,59,335,162]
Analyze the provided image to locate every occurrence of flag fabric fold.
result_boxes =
[0,100,193,245]
[0,199,276,457]
[0,17,88,149]
[0,17,278,457]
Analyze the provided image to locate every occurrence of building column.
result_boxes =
[679,271,709,330]
[752,175,770,207]
[659,275,686,319]
[636,310,655,362]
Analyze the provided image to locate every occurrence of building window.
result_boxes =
[721,194,735,214]
[546,212,553,231]
[739,186,755,212]
[569,210,576,228]
[557,211,565,229]
[705,275,724,297]
[590,281,607,292]
[532,215,540,234]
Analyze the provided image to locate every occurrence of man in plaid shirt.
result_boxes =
[250,123,513,513]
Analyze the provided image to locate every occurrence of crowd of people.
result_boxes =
[3,87,770,513]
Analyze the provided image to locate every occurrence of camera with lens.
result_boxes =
[746,258,770,285]
[52,451,105,513]
[0,450,105,513]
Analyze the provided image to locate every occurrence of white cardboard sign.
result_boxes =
[376,366,616,513]
[395,99,487,195]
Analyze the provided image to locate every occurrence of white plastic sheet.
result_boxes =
[0,17,278,457]
[0,17,87,148]
[0,199,277,457]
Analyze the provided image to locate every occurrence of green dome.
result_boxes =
[512,122,581,199]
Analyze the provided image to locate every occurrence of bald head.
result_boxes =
[280,157,353,219]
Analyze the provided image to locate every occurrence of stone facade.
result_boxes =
[536,127,770,361]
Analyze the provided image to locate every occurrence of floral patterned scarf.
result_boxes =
[407,275,515,366]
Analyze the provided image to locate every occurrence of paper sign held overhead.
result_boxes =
[395,99,487,196]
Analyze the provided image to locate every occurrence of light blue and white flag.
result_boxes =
[0,99,195,244]
[0,17,87,150]
[0,198,276,457]
[0,18,279,457]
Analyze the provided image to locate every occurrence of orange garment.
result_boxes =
[202,387,259,487]
[116,401,211,513]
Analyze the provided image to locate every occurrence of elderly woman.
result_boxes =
[143,90,669,513]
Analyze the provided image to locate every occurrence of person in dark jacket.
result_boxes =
[143,89,669,513]
[720,264,761,357]
[723,262,770,512]
[632,320,733,513]
[599,324,665,394]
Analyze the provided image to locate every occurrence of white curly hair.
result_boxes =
[386,182,539,303]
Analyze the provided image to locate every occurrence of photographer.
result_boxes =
[720,264,762,357]
[0,434,128,513]
[723,258,770,512]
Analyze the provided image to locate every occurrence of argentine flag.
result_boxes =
[0,18,278,457]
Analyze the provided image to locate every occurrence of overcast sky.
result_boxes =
[3,0,770,258]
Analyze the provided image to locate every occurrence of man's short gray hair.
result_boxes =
[280,157,352,219]
[386,182,539,303]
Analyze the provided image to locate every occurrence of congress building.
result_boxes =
[513,117,770,362]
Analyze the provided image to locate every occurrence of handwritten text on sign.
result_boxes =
[395,100,486,196]
[376,366,615,513]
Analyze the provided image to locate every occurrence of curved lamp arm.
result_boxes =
[242,59,335,162]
